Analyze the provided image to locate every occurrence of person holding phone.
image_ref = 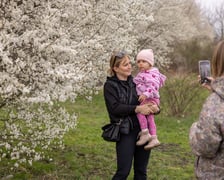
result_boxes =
[189,40,224,179]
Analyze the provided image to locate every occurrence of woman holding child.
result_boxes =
[103,50,160,179]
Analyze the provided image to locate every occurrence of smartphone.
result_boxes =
[198,60,211,84]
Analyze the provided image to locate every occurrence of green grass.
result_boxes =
[1,90,209,180]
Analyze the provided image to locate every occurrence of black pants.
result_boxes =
[112,127,151,180]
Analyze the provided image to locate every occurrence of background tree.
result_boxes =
[196,0,224,41]
[208,2,224,41]
[169,38,213,73]
[134,0,213,69]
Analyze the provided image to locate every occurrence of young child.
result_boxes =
[133,49,166,150]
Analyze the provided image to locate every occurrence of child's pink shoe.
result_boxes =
[144,135,160,150]
[136,129,152,146]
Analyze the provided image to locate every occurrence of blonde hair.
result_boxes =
[212,40,224,78]
[108,51,129,76]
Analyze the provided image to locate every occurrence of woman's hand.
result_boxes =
[198,75,214,91]
[138,94,147,102]
[135,103,159,115]
[148,103,160,114]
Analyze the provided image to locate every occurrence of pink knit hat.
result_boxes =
[136,49,154,66]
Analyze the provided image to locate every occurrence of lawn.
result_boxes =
[2,89,209,180]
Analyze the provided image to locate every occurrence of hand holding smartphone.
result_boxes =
[198,60,211,84]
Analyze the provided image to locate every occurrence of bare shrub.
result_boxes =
[160,73,205,117]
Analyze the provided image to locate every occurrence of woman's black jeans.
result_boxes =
[112,126,151,180]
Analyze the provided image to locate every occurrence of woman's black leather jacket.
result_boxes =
[103,75,140,127]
